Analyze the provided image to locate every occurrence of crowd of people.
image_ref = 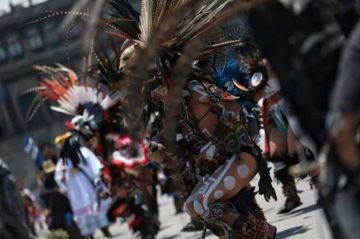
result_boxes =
[1,0,360,239]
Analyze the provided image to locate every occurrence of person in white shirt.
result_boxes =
[55,140,112,238]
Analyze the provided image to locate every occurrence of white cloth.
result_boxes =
[264,78,281,98]
[55,147,111,236]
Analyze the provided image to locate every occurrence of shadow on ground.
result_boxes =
[160,225,172,231]
[161,234,181,239]
[271,202,320,224]
[277,225,311,238]
[290,203,320,216]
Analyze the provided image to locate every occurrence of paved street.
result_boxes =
[95,177,332,239]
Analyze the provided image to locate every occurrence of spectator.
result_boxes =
[40,159,82,239]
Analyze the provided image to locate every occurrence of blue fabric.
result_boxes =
[269,106,287,139]
[23,133,44,168]
[35,152,44,169]
[213,59,259,117]
[146,162,156,169]
[65,212,74,226]
[213,58,250,97]
[83,102,102,117]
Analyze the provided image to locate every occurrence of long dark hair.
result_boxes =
[60,138,85,168]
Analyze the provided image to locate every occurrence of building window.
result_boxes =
[27,28,44,50]
[7,35,23,57]
[0,47,7,62]
[43,22,60,45]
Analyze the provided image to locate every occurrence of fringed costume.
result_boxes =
[103,1,278,238]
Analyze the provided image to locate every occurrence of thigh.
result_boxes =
[200,153,258,207]
[287,126,301,155]
[268,122,287,156]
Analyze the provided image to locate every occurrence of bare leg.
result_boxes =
[269,123,287,157]
[184,153,276,238]
[287,127,301,156]
[185,154,257,221]
[268,123,301,213]
[185,153,257,225]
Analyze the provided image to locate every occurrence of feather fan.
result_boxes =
[25,65,121,121]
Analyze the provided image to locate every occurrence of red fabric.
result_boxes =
[24,199,40,219]
[111,136,150,169]
[128,215,143,229]
[102,165,112,184]
[65,121,75,131]
[112,202,131,218]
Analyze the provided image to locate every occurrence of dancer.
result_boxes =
[105,1,277,238]
[105,135,161,239]
[40,159,82,239]
[55,139,112,238]
[233,42,317,213]
[25,1,277,237]
[25,66,115,238]
[258,68,303,213]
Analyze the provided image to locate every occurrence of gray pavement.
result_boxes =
[94,177,333,239]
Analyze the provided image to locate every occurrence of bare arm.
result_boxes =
[332,112,360,171]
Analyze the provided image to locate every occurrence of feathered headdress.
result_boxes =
[107,0,245,63]
[103,0,253,140]
[213,58,250,97]
[26,65,121,122]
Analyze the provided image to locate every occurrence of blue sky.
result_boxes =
[0,0,46,12]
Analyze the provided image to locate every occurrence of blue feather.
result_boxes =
[213,58,249,97]
[213,59,258,112]
[83,102,102,116]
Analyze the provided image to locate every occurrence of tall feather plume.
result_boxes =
[25,65,78,120]
[145,0,266,149]
[124,0,205,141]
[124,0,241,140]
[26,64,123,122]
[65,17,84,62]
[139,0,154,43]
[89,36,124,91]
[27,10,90,25]
[162,37,203,151]
[91,0,263,140]
[139,0,181,43]
[26,94,48,121]
[103,0,236,51]
[109,0,141,39]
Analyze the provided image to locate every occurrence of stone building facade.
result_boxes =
[0,0,86,187]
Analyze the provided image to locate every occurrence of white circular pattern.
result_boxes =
[214,190,224,199]
[224,176,236,190]
[251,72,263,87]
[237,165,249,178]
[193,200,204,215]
